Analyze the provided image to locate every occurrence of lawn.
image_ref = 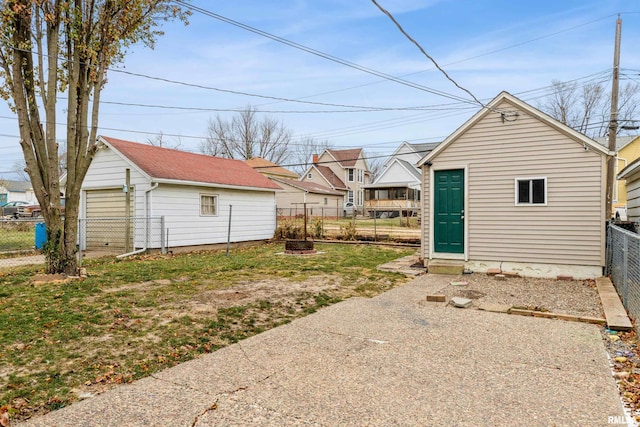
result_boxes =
[0,222,35,253]
[0,242,414,421]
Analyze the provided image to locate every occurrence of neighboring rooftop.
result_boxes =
[326,148,363,167]
[313,165,347,189]
[594,135,639,151]
[0,180,32,192]
[270,177,343,196]
[246,157,298,179]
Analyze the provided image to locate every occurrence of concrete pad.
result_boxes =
[20,275,624,427]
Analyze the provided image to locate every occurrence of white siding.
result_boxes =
[376,161,420,187]
[151,184,275,247]
[422,100,605,267]
[625,172,640,223]
[82,146,276,249]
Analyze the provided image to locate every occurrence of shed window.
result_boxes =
[516,178,546,205]
[200,194,218,216]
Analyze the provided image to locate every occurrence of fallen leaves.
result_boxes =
[605,329,640,422]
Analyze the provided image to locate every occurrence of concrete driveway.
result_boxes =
[21,274,624,426]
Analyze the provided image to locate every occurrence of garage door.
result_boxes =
[85,188,134,250]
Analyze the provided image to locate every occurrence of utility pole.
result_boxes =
[605,15,622,219]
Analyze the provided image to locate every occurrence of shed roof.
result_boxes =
[101,136,281,191]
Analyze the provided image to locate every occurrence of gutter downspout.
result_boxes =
[117,182,159,258]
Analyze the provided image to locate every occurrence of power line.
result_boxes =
[172,1,477,105]
[371,0,484,108]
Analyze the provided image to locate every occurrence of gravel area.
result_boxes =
[436,273,604,318]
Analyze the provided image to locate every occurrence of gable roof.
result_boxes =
[100,136,281,191]
[311,165,347,190]
[245,157,298,179]
[417,91,610,166]
[326,148,363,167]
[0,180,32,192]
[270,177,343,196]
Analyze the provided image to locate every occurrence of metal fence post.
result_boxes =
[160,216,166,255]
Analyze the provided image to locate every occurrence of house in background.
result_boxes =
[418,91,609,279]
[300,148,371,214]
[79,136,281,253]
[269,178,344,217]
[246,157,342,216]
[0,180,37,204]
[595,135,640,217]
[617,156,640,223]
[364,142,439,215]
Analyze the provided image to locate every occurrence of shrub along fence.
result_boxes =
[275,207,420,243]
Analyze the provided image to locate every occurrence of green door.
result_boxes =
[434,169,464,254]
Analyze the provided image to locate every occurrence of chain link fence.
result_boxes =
[276,207,420,242]
[606,223,640,332]
[0,218,44,269]
[78,217,165,257]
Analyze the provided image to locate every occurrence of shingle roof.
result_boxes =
[102,136,281,191]
[594,136,638,151]
[397,159,423,181]
[326,148,362,167]
[314,165,347,189]
[271,177,343,196]
[245,157,298,179]
[1,180,32,192]
[408,142,440,156]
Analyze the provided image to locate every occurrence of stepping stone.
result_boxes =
[451,297,472,308]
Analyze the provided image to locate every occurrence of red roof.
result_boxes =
[314,165,347,189]
[101,137,281,191]
[327,148,362,167]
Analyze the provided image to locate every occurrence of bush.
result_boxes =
[339,220,357,241]
[274,220,304,240]
[311,218,324,239]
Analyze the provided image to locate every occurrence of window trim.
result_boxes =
[200,193,219,216]
[514,177,547,206]
[307,173,313,179]
[347,168,355,182]
[347,190,354,203]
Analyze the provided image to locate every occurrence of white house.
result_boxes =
[364,142,439,213]
[0,180,37,204]
[80,136,281,253]
[418,92,609,279]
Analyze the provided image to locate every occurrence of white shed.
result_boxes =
[80,136,281,253]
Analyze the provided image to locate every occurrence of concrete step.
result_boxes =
[427,259,465,275]
[595,277,633,331]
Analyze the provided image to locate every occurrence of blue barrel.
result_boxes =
[35,222,47,250]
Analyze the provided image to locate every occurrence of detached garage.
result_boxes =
[79,136,281,253]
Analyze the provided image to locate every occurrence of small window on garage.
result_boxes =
[200,194,218,216]
[516,178,546,205]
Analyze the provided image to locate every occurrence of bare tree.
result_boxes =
[539,80,640,138]
[146,131,182,149]
[288,137,332,175]
[201,106,291,164]
[366,155,385,183]
[0,1,188,274]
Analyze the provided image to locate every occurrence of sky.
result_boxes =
[1,0,639,179]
